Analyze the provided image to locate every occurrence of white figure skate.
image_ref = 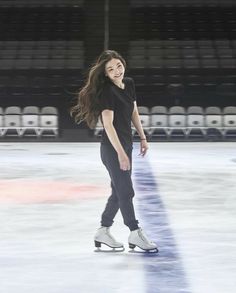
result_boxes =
[94,226,125,252]
[128,228,159,253]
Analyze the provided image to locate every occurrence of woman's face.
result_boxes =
[105,58,125,84]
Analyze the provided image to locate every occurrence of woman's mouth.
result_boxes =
[115,73,123,78]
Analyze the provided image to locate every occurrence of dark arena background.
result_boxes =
[0,0,236,141]
[0,1,236,293]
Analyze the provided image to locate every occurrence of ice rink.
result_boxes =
[0,142,236,293]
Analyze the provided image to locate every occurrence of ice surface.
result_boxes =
[0,142,235,293]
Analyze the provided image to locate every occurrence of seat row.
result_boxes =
[0,0,84,7]
[130,0,236,6]
[95,106,236,140]
[0,58,84,70]
[129,39,235,48]
[0,40,84,49]
[130,7,236,39]
[138,106,236,139]
[0,106,58,137]
[129,47,236,59]
[128,58,236,69]
[0,49,84,59]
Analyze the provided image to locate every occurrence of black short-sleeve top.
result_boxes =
[99,77,136,148]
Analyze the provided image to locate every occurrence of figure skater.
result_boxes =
[71,50,158,252]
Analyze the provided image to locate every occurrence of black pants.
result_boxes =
[100,143,139,231]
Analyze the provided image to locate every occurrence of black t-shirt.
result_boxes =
[99,77,136,148]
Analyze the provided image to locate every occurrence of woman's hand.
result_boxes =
[139,139,148,157]
[118,152,130,171]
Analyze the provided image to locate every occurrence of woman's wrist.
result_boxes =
[140,137,147,140]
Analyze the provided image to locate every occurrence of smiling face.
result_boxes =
[105,58,125,84]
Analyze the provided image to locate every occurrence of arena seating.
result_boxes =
[0,106,58,137]
[0,0,83,7]
[0,0,235,141]
[128,4,236,110]
[94,105,236,140]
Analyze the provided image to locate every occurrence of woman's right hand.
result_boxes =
[118,152,130,171]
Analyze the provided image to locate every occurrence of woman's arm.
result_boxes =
[102,109,130,171]
[131,101,149,156]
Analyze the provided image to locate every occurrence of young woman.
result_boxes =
[71,50,158,252]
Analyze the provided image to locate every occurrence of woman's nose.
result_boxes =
[115,68,120,74]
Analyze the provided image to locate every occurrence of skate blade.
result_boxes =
[94,247,125,253]
[129,248,159,254]
[128,244,159,254]
[94,241,125,253]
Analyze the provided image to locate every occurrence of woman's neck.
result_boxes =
[113,80,124,89]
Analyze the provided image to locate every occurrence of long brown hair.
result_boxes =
[70,50,126,129]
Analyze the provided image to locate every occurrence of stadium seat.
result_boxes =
[132,106,150,137]
[222,106,236,138]
[205,106,223,137]
[21,106,40,137]
[94,117,103,137]
[0,107,3,137]
[149,106,169,138]
[39,106,58,136]
[186,106,206,138]
[3,106,22,136]
[168,106,186,138]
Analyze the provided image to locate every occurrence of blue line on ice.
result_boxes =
[133,145,191,293]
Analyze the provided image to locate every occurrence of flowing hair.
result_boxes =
[70,50,126,129]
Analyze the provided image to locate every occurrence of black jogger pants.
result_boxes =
[100,143,139,231]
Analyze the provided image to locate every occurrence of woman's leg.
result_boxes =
[100,144,139,231]
[101,182,119,227]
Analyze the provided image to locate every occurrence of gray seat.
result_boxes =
[219,59,236,69]
[197,40,214,47]
[182,48,198,58]
[129,59,146,68]
[15,59,32,69]
[216,48,233,58]
[1,49,17,58]
[186,106,206,138]
[18,49,33,58]
[65,59,84,69]
[149,106,168,138]
[222,106,236,138]
[164,59,182,69]
[138,106,150,126]
[94,117,103,137]
[147,48,163,57]
[21,106,40,137]
[132,106,150,137]
[129,47,146,55]
[3,106,22,136]
[48,59,65,69]
[201,59,219,69]
[205,106,223,136]
[0,107,3,136]
[0,59,15,70]
[168,106,186,138]
[32,59,48,69]
[183,59,200,69]
[199,48,216,58]
[39,106,58,136]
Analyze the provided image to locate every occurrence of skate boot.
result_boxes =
[128,228,159,253]
[94,226,125,252]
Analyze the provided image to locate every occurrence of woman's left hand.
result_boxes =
[139,139,148,157]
